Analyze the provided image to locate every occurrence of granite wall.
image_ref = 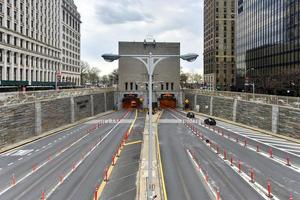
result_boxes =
[0,91,115,148]
[187,93,300,139]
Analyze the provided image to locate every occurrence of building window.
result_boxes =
[161,83,164,90]
[135,84,138,90]
[7,67,9,80]
[0,66,2,80]
[166,82,169,90]
[125,82,128,90]
[14,68,16,80]
[171,83,174,90]
[130,82,133,90]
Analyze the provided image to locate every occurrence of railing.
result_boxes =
[184,89,300,109]
[0,87,115,106]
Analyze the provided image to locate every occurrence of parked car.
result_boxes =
[204,118,216,126]
[186,112,195,118]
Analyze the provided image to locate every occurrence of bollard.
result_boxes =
[230,155,234,166]
[60,175,64,183]
[223,148,227,160]
[216,146,219,154]
[236,137,239,143]
[244,140,247,147]
[48,155,52,161]
[256,145,260,152]
[269,148,273,158]
[112,155,116,166]
[94,187,98,200]
[267,180,272,197]
[290,192,293,200]
[250,168,255,183]
[205,173,209,182]
[72,163,76,171]
[104,167,108,182]
[32,164,37,172]
[41,190,45,200]
[286,156,291,166]
[238,161,242,173]
[11,174,16,186]
[216,190,220,200]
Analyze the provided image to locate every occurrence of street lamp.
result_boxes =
[102,52,198,200]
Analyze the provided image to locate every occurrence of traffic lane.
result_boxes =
[0,111,134,200]
[0,111,128,192]
[49,119,134,200]
[171,111,300,199]
[187,111,300,165]
[100,113,145,200]
[0,110,126,167]
[163,111,264,200]
[158,112,211,200]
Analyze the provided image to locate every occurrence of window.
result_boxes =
[161,83,164,90]
[166,82,169,90]
[0,3,2,13]
[130,82,133,90]
[125,82,128,90]
[171,83,174,90]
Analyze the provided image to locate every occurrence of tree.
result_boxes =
[80,61,101,85]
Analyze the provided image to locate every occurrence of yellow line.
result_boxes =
[155,110,168,200]
[125,140,142,146]
[95,109,138,200]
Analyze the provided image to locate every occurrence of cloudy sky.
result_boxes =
[74,0,204,75]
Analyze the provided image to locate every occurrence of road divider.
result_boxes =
[94,109,138,200]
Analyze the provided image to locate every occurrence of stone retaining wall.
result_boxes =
[0,91,115,147]
[185,93,300,139]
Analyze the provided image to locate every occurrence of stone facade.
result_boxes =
[93,93,105,115]
[197,95,211,115]
[0,91,115,147]
[41,98,71,132]
[213,97,234,121]
[0,103,35,145]
[278,107,300,139]
[236,101,272,131]
[74,95,91,121]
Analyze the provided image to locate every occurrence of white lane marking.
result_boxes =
[27,153,32,156]
[63,136,66,139]
[58,138,62,140]
[245,135,286,141]
[0,168,2,171]
[8,163,13,166]
[35,149,40,152]
[10,149,33,157]
[48,143,52,145]
[54,140,57,143]
[289,150,300,154]
[18,158,23,161]
[261,140,300,146]
[42,146,46,149]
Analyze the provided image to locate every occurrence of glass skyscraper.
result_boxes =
[236,0,300,95]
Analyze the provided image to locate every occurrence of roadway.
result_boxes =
[163,109,300,200]
[0,110,135,200]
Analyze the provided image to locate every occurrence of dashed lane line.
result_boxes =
[8,163,13,166]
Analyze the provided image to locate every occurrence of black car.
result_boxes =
[204,118,216,126]
[186,112,195,118]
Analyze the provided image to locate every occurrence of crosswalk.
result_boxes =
[218,123,300,156]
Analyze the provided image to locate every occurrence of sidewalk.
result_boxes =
[137,111,163,200]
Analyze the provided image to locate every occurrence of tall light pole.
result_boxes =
[102,52,198,199]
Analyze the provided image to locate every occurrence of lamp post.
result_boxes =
[102,52,198,199]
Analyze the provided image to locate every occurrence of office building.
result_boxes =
[204,0,236,91]
[236,0,300,95]
[0,0,81,88]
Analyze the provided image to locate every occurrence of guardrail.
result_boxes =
[0,87,115,106]
[184,89,300,109]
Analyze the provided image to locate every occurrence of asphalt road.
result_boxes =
[0,110,134,200]
[167,109,300,200]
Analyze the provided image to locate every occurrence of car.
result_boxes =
[204,118,216,126]
[186,112,195,118]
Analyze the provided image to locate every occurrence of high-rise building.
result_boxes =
[236,0,300,95]
[204,0,236,91]
[61,0,81,85]
[0,0,81,89]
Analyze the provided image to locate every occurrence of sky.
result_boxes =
[74,0,204,76]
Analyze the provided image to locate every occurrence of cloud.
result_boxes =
[95,1,153,24]
[74,0,204,75]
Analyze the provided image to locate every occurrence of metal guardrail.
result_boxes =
[184,89,300,109]
[0,87,115,107]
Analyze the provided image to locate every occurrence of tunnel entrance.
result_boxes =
[159,93,176,109]
[122,94,141,109]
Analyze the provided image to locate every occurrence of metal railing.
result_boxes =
[184,89,300,109]
[0,87,115,107]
